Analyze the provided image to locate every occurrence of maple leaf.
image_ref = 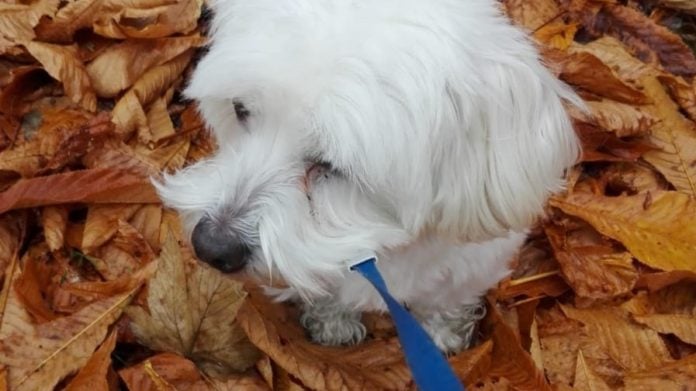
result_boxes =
[126,231,261,377]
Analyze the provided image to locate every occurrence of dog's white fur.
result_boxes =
[157,0,581,351]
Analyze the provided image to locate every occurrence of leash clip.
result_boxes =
[347,252,378,271]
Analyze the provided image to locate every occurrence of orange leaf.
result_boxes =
[0,168,160,214]
[22,41,96,112]
[237,289,414,391]
[64,329,118,391]
[623,354,696,389]
[119,353,208,391]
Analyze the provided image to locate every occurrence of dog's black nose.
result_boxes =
[191,216,250,273]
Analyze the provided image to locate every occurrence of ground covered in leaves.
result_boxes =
[1,0,696,390]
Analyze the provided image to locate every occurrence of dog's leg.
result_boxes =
[412,301,487,353]
[300,297,367,346]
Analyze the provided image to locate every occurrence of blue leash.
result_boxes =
[350,255,465,391]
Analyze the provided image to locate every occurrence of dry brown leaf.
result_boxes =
[537,305,624,388]
[572,350,611,391]
[637,270,696,292]
[623,354,696,390]
[657,74,696,122]
[568,38,659,83]
[575,123,655,163]
[554,51,648,104]
[130,204,162,251]
[624,283,696,345]
[534,22,578,50]
[126,231,260,377]
[0,289,138,391]
[63,329,118,391]
[504,0,561,31]
[23,41,96,112]
[238,288,414,391]
[86,220,156,280]
[560,304,672,371]
[86,34,204,98]
[484,301,551,390]
[0,168,160,214]
[119,353,207,391]
[569,99,656,137]
[450,340,493,387]
[15,254,58,323]
[41,206,68,251]
[593,4,696,76]
[0,211,25,280]
[545,221,638,299]
[82,138,160,177]
[112,51,193,135]
[137,136,191,172]
[82,204,141,254]
[0,0,59,47]
[93,0,203,39]
[550,191,696,273]
[142,98,176,146]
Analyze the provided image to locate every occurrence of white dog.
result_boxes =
[157,0,580,352]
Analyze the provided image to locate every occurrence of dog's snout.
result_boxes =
[191,216,250,273]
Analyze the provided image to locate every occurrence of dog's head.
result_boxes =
[157,0,581,298]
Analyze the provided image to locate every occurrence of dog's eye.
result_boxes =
[234,101,250,123]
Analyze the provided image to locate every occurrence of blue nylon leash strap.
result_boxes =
[351,256,465,391]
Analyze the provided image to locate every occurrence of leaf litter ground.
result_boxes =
[2,0,696,390]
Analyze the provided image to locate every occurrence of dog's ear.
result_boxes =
[431,60,581,242]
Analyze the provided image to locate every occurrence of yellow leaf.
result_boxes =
[560,304,672,371]
[535,22,578,50]
[641,76,696,196]
[22,41,97,112]
[624,283,696,345]
[623,354,696,390]
[550,191,696,273]
[0,290,138,391]
[573,351,611,391]
[126,231,260,377]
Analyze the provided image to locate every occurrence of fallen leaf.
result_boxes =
[0,0,59,48]
[86,34,203,98]
[504,0,561,31]
[112,51,193,135]
[14,254,58,323]
[22,41,96,112]
[554,51,649,104]
[550,191,696,273]
[545,220,638,299]
[573,350,611,391]
[535,22,578,50]
[237,288,413,391]
[593,4,696,76]
[640,76,696,196]
[561,304,672,371]
[569,99,656,137]
[93,0,203,39]
[130,204,162,251]
[450,340,493,387]
[64,329,118,391]
[119,353,208,391]
[624,283,696,345]
[623,354,696,390]
[637,270,696,292]
[0,168,160,214]
[126,231,260,377]
[82,204,141,254]
[0,289,139,391]
[41,206,68,251]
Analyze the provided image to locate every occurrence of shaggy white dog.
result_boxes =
[157,0,581,352]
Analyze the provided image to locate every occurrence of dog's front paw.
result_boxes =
[416,302,487,353]
[300,300,366,346]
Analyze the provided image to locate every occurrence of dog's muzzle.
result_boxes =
[191,216,250,273]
